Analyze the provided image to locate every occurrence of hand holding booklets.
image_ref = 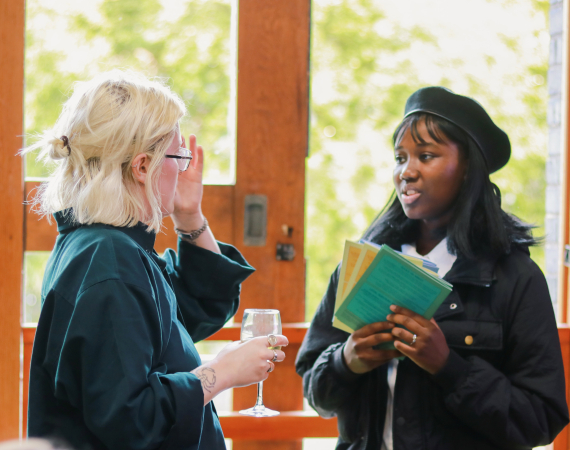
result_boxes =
[333,240,453,348]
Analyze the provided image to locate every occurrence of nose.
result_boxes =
[399,161,419,182]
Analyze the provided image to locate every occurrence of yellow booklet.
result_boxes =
[333,241,363,332]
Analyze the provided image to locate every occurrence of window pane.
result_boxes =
[24,0,237,184]
[23,252,51,324]
[306,0,549,320]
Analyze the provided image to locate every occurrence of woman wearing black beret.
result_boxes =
[296,86,569,449]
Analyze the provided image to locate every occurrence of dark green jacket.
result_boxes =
[28,210,255,450]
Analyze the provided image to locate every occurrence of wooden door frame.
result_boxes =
[0,0,25,440]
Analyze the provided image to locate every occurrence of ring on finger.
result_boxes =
[411,334,417,346]
[271,350,278,363]
[267,362,275,373]
[267,334,278,347]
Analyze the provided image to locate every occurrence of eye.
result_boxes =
[395,154,406,164]
[419,153,435,162]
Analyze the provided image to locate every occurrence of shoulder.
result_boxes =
[492,246,551,314]
[52,225,155,295]
[495,245,544,282]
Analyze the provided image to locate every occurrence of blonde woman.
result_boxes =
[23,70,288,450]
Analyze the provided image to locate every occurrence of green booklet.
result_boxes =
[334,245,452,347]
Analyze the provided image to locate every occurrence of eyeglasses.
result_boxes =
[165,148,193,172]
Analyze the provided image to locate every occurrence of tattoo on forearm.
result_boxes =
[191,367,217,393]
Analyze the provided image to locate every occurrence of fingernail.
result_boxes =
[390,305,397,312]
[386,314,392,321]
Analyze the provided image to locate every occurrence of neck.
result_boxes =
[417,220,448,256]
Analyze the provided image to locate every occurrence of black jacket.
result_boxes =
[296,245,569,450]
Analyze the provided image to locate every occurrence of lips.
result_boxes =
[401,188,421,205]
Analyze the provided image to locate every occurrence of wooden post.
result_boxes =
[0,0,25,439]
[233,0,310,448]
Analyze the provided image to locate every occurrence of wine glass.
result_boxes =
[239,309,282,417]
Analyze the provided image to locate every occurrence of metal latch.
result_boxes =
[276,243,295,261]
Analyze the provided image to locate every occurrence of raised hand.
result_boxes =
[386,305,449,375]
[172,134,204,228]
[343,321,402,374]
[171,134,221,253]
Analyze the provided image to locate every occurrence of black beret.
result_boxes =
[404,86,511,173]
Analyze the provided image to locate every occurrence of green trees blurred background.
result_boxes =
[24,0,549,323]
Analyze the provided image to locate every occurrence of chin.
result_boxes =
[160,205,174,218]
[401,206,428,221]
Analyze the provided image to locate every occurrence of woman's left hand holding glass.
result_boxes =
[386,305,449,375]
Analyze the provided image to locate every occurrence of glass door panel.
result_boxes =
[25,0,237,184]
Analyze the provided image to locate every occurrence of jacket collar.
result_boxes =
[443,253,497,287]
[54,209,157,252]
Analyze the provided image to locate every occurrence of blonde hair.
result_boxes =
[22,70,186,232]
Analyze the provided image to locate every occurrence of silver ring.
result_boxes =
[271,350,278,363]
[267,363,274,373]
[267,334,278,347]
[411,334,417,346]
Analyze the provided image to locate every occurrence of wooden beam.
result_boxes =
[0,0,25,439]
[219,412,338,440]
[233,2,310,449]
[25,182,235,252]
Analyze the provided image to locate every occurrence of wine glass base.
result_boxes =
[239,405,280,417]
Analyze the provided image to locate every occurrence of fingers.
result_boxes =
[357,348,402,361]
[188,134,196,152]
[267,361,275,373]
[193,145,203,172]
[186,134,203,173]
[244,335,288,364]
[266,348,286,362]
[355,330,396,350]
[265,334,289,348]
[391,326,416,346]
[386,305,430,335]
[354,321,395,338]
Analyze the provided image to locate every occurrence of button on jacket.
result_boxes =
[296,244,569,450]
[28,210,255,450]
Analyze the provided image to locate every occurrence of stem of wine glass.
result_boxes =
[255,381,265,407]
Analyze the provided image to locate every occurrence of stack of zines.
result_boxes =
[333,240,453,349]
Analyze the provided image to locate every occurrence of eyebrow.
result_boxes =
[395,142,435,150]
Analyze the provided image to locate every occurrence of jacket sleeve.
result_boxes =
[432,262,570,448]
[296,266,365,417]
[163,240,255,341]
[52,279,207,450]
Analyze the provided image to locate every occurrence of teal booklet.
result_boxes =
[334,245,452,348]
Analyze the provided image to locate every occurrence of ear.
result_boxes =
[132,153,150,184]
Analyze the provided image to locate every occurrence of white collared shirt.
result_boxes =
[381,238,456,450]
